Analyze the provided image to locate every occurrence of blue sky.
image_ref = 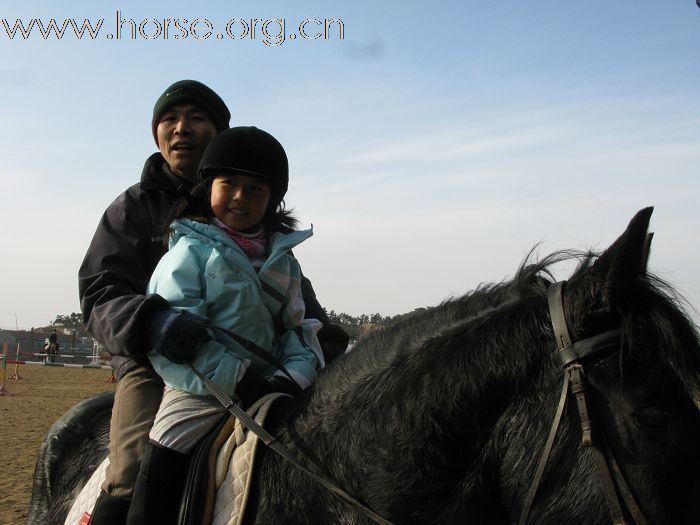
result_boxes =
[1,0,698,330]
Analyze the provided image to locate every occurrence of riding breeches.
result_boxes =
[102,363,164,500]
[149,387,227,454]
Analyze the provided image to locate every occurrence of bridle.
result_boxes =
[518,281,648,525]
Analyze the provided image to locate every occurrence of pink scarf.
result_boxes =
[212,218,268,263]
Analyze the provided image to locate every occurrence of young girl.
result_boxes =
[127,126,324,524]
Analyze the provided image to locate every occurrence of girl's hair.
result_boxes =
[163,174,298,245]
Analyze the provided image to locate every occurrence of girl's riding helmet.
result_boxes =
[198,126,289,200]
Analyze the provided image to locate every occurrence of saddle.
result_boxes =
[64,393,287,525]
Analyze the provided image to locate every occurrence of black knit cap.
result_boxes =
[199,126,289,198]
[152,80,231,144]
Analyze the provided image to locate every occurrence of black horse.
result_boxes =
[28,208,700,524]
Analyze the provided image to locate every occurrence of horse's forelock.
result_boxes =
[620,274,700,398]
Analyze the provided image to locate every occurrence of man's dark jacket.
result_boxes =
[79,153,337,380]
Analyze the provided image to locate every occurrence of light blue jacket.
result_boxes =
[147,219,324,396]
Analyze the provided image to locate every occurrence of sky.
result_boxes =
[0,0,698,331]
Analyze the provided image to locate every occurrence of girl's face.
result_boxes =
[210,174,272,231]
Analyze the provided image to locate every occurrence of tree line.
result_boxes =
[325,307,428,337]
[52,308,428,341]
[51,312,89,337]
[326,310,388,327]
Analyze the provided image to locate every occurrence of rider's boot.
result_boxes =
[88,490,131,524]
[126,440,190,525]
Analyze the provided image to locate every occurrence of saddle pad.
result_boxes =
[211,393,287,525]
[64,457,109,525]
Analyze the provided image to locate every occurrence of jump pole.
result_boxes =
[8,340,23,380]
[9,312,24,379]
[92,341,116,382]
[6,359,112,370]
[0,342,11,396]
[89,341,100,366]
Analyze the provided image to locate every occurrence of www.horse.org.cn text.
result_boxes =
[0,12,345,47]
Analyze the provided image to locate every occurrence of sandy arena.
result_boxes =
[0,365,116,525]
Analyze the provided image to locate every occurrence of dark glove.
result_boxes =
[147,309,211,364]
[235,373,302,408]
[267,376,302,397]
[317,324,350,363]
[235,371,271,407]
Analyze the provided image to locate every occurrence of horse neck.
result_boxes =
[279,292,553,520]
[312,290,552,434]
[410,294,551,429]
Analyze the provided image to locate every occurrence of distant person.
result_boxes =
[128,126,324,522]
[47,330,59,363]
[79,80,348,524]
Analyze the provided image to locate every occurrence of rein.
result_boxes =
[518,281,648,525]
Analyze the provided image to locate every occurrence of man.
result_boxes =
[79,80,347,523]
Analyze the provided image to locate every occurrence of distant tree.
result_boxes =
[338,312,354,326]
[323,309,434,328]
[326,309,340,324]
[370,313,383,324]
[52,312,87,337]
[324,304,432,340]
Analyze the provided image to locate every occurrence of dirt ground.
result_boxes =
[0,365,116,525]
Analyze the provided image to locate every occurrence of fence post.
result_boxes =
[8,340,23,380]
[0,342,11,396]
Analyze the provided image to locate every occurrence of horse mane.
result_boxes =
[329,248,573,381]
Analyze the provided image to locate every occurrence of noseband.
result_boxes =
[518,281,648,525]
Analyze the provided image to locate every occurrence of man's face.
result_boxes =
[156,103,217,181]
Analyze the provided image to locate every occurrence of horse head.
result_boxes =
[507,207,700,524]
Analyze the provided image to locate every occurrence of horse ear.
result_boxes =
[589,207,654,296]
[640,232,654,276]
